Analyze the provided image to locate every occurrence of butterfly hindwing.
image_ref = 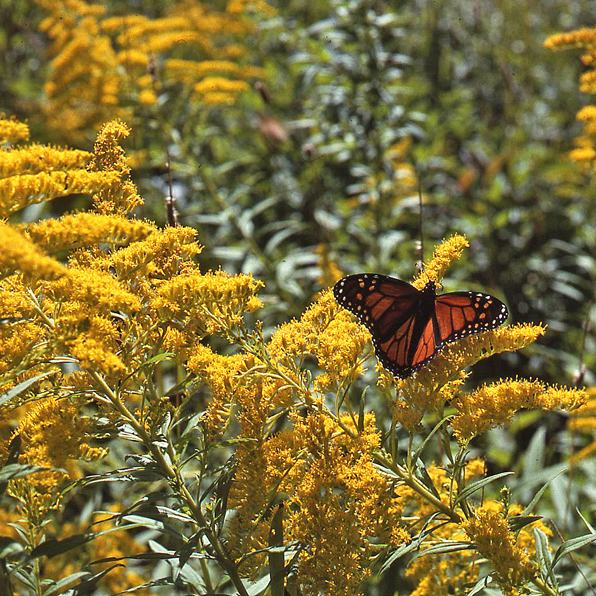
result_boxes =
[334,274,509,379]
[434,291,508,345]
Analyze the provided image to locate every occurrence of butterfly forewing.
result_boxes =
[333,274,420,341]
[333,273,509,379]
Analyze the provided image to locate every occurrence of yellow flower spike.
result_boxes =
[111,226,200,281]
[155,270,263,338]
[0,170,121,217]
[47,267,141,313]
[269,290,369,390]
[0,222,67,280]
[0,144,92,178]
[89,120,143,215]
[462,506,537,593]
[22,213,155,254]
[193,77,250,95]
[0,115,30,144]
[392,323,544,418]
[412,234,469,290]
[452,379,587,442]
[544,27,596,50]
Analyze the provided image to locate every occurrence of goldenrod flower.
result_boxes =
[0,222,67,280]
[546,27,596,169]
[155,269,263,336]
[269,290,369,390]
[22,213,154,254]
[463,505,536,592]
[452,379,587,442]
[89,120,143,215]
[395,323,546,417]
[413,233,469,289]
[0,169,121,217]
[0,116,30,144]
[0,144,93,179]
[193,76,250,95]
[10,396,106,523]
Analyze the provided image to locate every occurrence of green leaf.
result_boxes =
[522,469,566,516]
[409,415,451,471]
[42,572,89,596]
[415,461,440,500]
[552,533,596,568]
[0,372,57,408]
[409,541,473,562]
[454,472,513,506]
[533,528,556,586]
[72,565,123,595]
[30,533,95,559]
[0,463,47,484]
[466,575,493,596]
[269,505,285,596]
[0,436,21,498]
[508,515,543,533]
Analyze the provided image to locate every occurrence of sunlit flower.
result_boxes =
[22,213,154,254]
[452,378,587,442]
[463,505,536,593]
[0,115,30,143]
[413,234,469,289]
[0,222,67,280]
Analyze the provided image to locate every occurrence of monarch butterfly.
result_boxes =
[333,274,508,379]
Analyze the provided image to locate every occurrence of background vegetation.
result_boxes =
[2,0,596,594]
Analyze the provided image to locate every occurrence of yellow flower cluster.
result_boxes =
[269,290,370,391]
[568,386,596,462]
[413,233,469,289]
[463,505,537,594]
[452,378,587,442]
[402,462,551,596]
[9,396,106,524]
[34,0,272,135]
[0,115,30,143]
[226,407,409,593]
[545,27,596,170]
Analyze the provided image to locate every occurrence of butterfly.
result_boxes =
[333,274,508,379]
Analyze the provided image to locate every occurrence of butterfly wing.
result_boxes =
[434,291,508,345]
[333,274,438,378]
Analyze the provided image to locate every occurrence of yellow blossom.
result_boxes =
[193,76,250,95]
[0,115,30,143]
[0,170,121,217]
[269,290,369,390]
[413,234,469,289]
[0,222,67,280]
[89,120,143,215]
[395,323,546,417]
[10,396,106,522]
[452,379,587,442]
[155,270,263,337]
[22,213,155,254]
[463,506,537,592]
[0,144,93,178]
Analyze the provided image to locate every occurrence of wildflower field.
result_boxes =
[2,0,596,594]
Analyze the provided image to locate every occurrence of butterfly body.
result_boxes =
[333,274,508,379]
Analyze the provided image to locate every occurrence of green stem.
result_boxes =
[88,371,250,596]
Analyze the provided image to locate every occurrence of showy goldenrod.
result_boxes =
[0,116,588,596]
